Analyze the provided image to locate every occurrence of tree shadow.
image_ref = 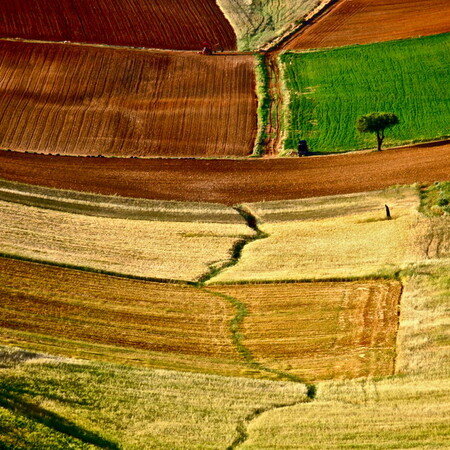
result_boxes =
[0,390,119,449]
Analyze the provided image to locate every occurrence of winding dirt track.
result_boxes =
[283,0,450,50]
[1,142,448,205]
[0,41,257,157]
[0,0,236,50]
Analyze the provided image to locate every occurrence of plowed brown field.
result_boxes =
[0,0,236,50]
[1,142,448,204]
[0,41,256,157]
[0,257,245,376]
[212,281,401,381]
[283,0,450,50]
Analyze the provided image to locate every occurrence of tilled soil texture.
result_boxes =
[1,142,449,205]
[212,281,401,381]
[0,0,236,51]
[283,0,450,50]
[0,257,244,376]
[0,42,256,157]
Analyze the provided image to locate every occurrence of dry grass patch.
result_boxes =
[0,257,250,377]
[212,281,401,382]
[211,187,421,283]
[0,199,254,281]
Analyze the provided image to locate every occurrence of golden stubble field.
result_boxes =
[211,187,422,283]
[212,280,401,381]
[0,199,254,281]
[0,257,246,376]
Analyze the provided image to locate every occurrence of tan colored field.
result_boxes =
[211,188,421,283]
[212,280,401,382]
[0,41,256,157]
[0,257,249,376]
[0,199,254,281]
[240,260,450,449]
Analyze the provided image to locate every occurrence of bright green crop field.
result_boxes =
[281,33,450,153]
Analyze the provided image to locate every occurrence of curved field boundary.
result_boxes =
[0,41,256,158]
[282,0,450,50]
[1,142,448,204]
[0,179,244,224]
[0,0,236,51]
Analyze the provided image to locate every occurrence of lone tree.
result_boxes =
[356,112,399,151]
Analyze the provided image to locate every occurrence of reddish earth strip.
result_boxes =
[0,41,256,158]
[0,0,236,51]
[1,142,449,205]
[282,0,450,50]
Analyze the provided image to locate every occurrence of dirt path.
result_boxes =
[264,52,283,157]
[1,142,448,205]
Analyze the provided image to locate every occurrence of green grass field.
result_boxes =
[281,33,450,153]
[0,350,307,449]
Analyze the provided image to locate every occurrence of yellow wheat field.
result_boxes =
[0,199,254,281]
[211,188,421,283]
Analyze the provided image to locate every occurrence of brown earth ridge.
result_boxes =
[1,142,449,205]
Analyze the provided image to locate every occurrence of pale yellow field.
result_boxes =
[217,0,329,49]
[0,199,254,281]
[211,187,421,283]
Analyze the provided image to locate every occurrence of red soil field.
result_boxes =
[0,41,256,157]
[0,142,449,205]
[283,0,450,50]
[0,0,236,51]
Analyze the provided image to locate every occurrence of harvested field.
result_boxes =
[282,34,450,153]
[282,0,450,50]
[0,257,244,376]
[0,41,256,157]
[0,0,236,50]
[212,281,401,381]
[0,199,254,281]
[1,142,449,204]
[211,187,420,283]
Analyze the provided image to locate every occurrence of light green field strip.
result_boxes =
[0,350,308,449]
[209,187,423,283]
[0,198,255,281]
[281,33,450,153]
[0,178,243,224]
[217,0,327,50]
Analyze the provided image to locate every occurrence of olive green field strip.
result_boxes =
[0,41,257,157]
[281,33,450,153]
[0,0,237,50]
[0,197,254,281]
[0,349,308,449]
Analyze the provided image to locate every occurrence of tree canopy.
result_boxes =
[356,112,399,151]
